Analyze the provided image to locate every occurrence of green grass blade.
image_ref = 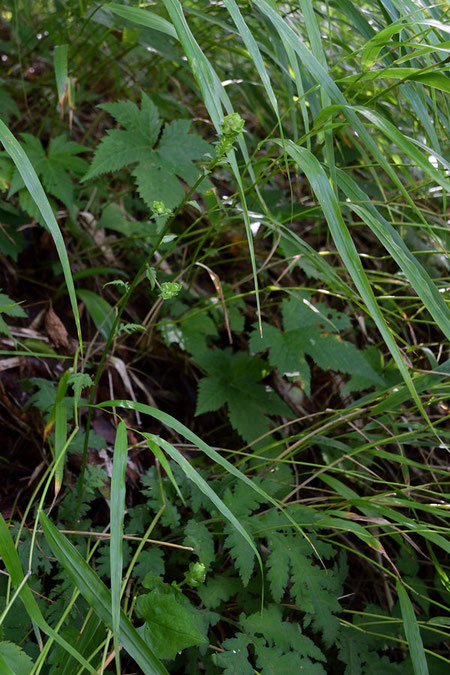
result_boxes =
[353,106,450,190]
[0,121,82,347]
[108,3,177,39]
[0,514,96,673]
[396,580,429,675]
[256,1,446,227]
[144,433,263,576]
[97,400,317,565]
[337,169,450,340]
[161,0,262,330]
[276,139,428,416]
[223,0,278,113]
[145,436,186,505]
[96,399,280,508]
[53,44,68,110]
[110,421,128,675]
[39,511,168,675]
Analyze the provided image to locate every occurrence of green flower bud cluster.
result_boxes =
[215,113,245,157]
[159,281,182,299]
[151,200,172,217]
[184,562,206,588]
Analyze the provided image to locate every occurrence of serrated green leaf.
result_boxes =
[184,520,215,570]
[253,641,326,675]
[84,93,211,210]
[0,642,33,675]
[266,535,290,603]
[135,591,206,660]
[0,292,27,317]
[195,348,291,444]
[215,633,253,674]
[224,523,255,586]
[243,605,325,662]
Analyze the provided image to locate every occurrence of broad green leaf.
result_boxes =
[84,93,210,210]
[215,633,253,674]
[39,511,168,675]
[250,296,382,396]
[194,347,292,445]
[135,591,206,660]
[76,289,115,340]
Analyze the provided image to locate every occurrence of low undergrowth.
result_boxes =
[0,1,449,673]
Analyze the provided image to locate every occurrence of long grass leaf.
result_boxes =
[144,433,262,574]
[256,0,445,229]
[110,421,128,675]
[53,45,68,110]
[108,3,177,39]
[0,122,82,347]
[0,514,96,673]
[96,399,281,507]
[39,511,168,675]
[396,580,429,675]
[276,139,427,416]
[337,169,450,340]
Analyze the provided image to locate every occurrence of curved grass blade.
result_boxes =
[160,0,262,331]
[145,436,185,506]
[337,169,450,340]
[110,421,128,675]
[276,139,428,417]
[256,0,446,227]
[97,399,280,507]
[396,580,429,675]
[39,511,168,675]
[353,106,450,190]
[108,3,177,40]
[144,433,263,577]
[362,18,450,68]
[0,121,82,347]
[0,513,96,673]
[96,399,322,566]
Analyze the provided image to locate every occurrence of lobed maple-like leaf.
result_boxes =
[242,604,326,662]
[84,92,211,209]
[195,347,292,445]
[250,295,383,395]
[266,533,342,645]
[215,633,253,674]
[7,133,87,218]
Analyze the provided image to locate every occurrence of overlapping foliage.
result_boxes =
[0,1,449,673]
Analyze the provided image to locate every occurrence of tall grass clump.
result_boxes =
[0,0,448,673]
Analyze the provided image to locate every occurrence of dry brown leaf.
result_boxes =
[45,306,69,348]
